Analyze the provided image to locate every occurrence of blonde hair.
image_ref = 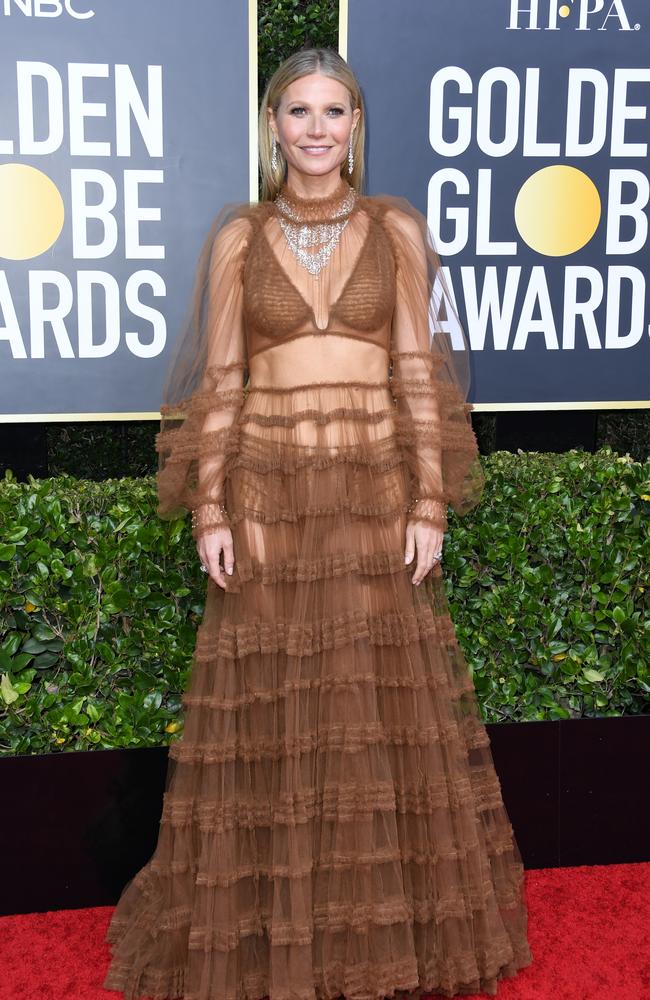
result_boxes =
[258,47,366,202]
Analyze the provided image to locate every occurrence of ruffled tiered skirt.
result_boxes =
[103,380,532,1000]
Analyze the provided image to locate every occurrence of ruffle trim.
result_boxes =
[195,605,458,662]
[205,360,248,381]
[389,349,447,369]
[147,840,521,883]
[159,362,248,420]
[119,864,526,949]
[229,550,409,586]
[233,444,404,476]
[159,776,512,834]
[186,844,522,888]
[102,958,186,1000]
[103,857,531,1000]
[275,176,358,225]
[104,929,530,1000]
[181,668,474,712]
[158,405,475,465]
[247,378,392,394]
[156,426,237,464]
[239,405,397,428]
[168,719,473,765]
[177,895,522,951]
[225,501,412,528]
[160,386,246,422]
[158,428,402,469]
[406,514,448,530]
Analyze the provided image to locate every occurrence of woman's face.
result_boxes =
[268,72,360,186]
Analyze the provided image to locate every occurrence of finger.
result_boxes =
[207,543,226,589]
[412,544,436,585]
[410,532,422,584]
[412,550,427,585]
[413,561,435,585]
[222,538,235,575]
[404,524,415,565]
[210,557,227,589]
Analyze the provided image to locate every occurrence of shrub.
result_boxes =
[0,446,648,756]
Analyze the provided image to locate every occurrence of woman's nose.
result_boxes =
[307,116,327,136]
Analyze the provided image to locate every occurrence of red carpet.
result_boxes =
[0,863,647,1000]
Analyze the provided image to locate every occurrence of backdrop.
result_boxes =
[342,0,649,408]
[0,0,256,420]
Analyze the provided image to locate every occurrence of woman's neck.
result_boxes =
[281,170,348,202]
[275,174,356,223]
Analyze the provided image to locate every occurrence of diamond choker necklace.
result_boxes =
[273,177,357,277]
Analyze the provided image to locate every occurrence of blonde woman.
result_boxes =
[103,47,532,1000]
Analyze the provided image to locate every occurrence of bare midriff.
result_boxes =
[247,333,390,389]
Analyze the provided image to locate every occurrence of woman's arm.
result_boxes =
[191,216,250,535]
[156,206,253,585]
[382,200,484,582]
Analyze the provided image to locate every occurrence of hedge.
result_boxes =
[0,446,648,756]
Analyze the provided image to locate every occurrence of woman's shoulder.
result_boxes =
[201,198,273,266]
[357,191,428,249]
[207,198,268,241]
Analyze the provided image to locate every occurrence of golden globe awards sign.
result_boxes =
[0,0,255,420]
[343,0,649,408]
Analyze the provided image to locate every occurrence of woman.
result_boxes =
[103,47,533,1000]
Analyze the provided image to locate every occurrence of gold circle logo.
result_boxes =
[514,165,601,256]
[0,163,65,260]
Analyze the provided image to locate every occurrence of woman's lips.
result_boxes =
[300,146,333,155]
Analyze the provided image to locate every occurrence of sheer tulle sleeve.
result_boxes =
[380,196,485,527]
[155,202,255,536]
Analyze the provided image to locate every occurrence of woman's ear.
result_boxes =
[267,106,277,141]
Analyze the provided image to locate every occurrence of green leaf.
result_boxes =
[2,633,22,656]
[10,653,33,673]
[33,651,60,669]
[4,526,28,542]
[32,623,56,641]
[22,638,48,654]
[1,673,19,704]
[13,680,33,695]
[143,691,162,711]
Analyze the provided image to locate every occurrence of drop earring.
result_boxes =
[348,133,354,174]
[271,136,278,171]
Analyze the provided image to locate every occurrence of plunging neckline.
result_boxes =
[261,205,371,333]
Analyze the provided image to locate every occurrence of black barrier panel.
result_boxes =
[2,717,649,914]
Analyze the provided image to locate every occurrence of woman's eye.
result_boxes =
[290,107,344,116]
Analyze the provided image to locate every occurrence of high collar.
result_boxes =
[274,175,357,223]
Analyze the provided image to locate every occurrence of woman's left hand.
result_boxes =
[404,520,444,585]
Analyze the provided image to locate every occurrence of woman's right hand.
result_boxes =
[197,527,235,589]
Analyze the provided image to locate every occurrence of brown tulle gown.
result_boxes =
[102,175,533,1000]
